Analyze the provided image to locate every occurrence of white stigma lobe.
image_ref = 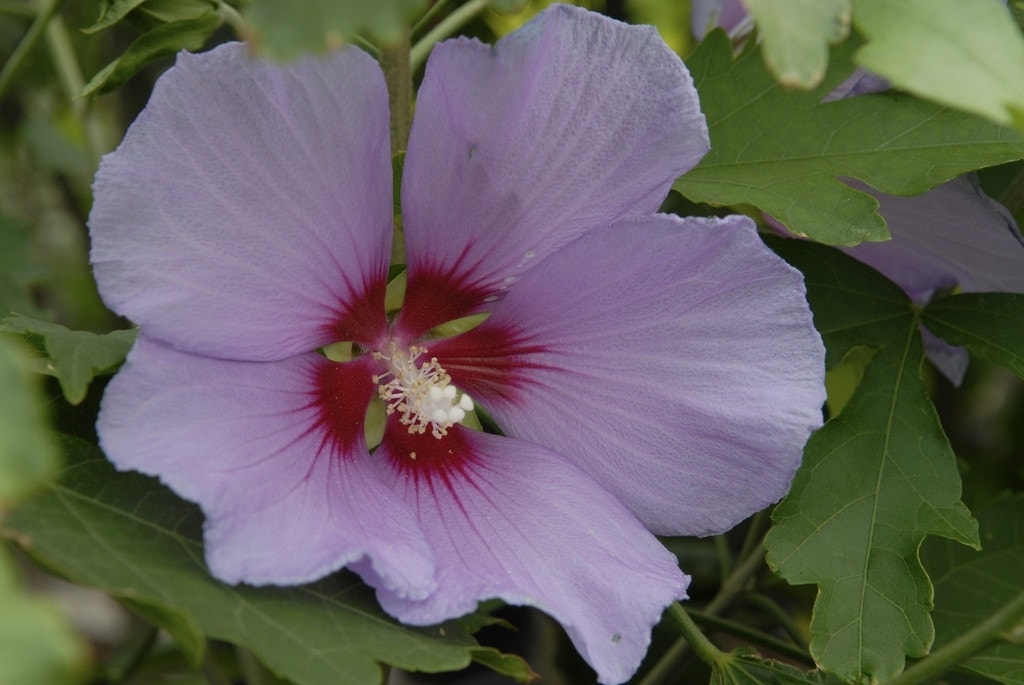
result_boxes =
[372,343,474,439]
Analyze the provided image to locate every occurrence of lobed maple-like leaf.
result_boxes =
[677,30,1024,246]
[922,495,1024,685]
[764,240,979,682]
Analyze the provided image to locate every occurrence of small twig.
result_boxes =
[411,0,454,38]
[688,608,815,667]
[380,30,412,154]
[216,0,248,37]
[736,509,770,564]
[888,589,1024,685]
[410,0,488,71]
[713,534,733,581]
[639,540,768,685]
[668,604,726,668]
[0,0,63,100]
[744,592,810,650]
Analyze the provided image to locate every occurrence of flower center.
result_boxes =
[372,342,474,439]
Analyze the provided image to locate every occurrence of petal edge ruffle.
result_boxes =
[373,425,687,685]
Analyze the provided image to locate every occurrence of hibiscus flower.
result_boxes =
[90,5,825,682]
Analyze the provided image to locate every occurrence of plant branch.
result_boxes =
[410,0,487,71]
[381,30,413,154]
[705,538,766,616]
[744,592,810,650]
[216,0,248,37]
[639,540,768,685]
[411,0,454,38]
[887,588,1024,685]
[737,509,770,564]
[0,0,62,100]
[688,609,815,667]
[668,603,726,668]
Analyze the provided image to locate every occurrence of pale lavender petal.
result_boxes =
[398,4,708,336]
[840,177,1024,302]
[90,43,393,361]
[691,0,751,39]
[373,425,687,685]
[823,67,889,101]
[98,336,435,593]
[430,215,825,536]
[921,327,970,386]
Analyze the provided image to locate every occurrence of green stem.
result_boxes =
[411,0,454,38]
[42,9,107,169]
[737,509,770,564]
[642,540,768,685]
[705,539,766,616]
[688,609,815,667]
[668,604,726,668]
[216,0,248,37]
[381,31,413,155]
[888,589,1024,685]
[714,534,733,582]
[744,592,810,650]
[410,0,487,71]
[0,0,62,100]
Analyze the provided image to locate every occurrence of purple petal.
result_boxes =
[98,336,435,593]
[431,215,825,536]
[374,424,687,685]
[840,177,1024,303]
[822,67,889,101]
[90,43,392,361]
[398,4,708,337]
[691,0,752,39]
[921,326,970,386]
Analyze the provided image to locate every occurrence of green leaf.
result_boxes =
[766,327,979,682]
[677,31,1024,245]
[853,0,1024,132]
[922,495,1024,684]
[84,0,214,33]
[0,546,86,685]
[469,647,538,684]
[244,0,427,59]
[84,0,150,32]
[744,0,851,88]
[131,0,218,28]
[1,314,136,405]
[0,337,59,506]
[922,293,1024,378]
[712,647,844,684]
[765,236,913,369]
[3,437,477,685]
[80,12,222,97]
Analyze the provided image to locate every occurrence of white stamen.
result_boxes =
[373,342,475,439]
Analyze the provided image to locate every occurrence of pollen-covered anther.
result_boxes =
[374,342,475,439]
